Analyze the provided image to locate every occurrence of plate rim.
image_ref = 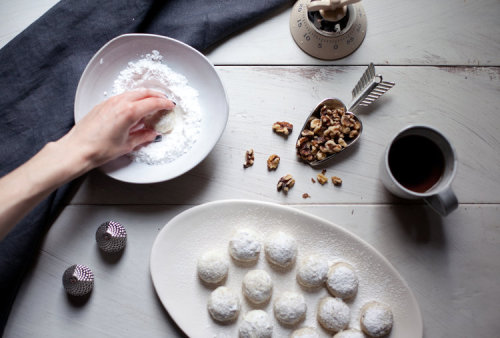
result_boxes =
[149,199,423,337]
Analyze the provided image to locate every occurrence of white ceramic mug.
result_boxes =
[380,125,458,216]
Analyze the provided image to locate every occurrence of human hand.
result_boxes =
[0,89,175,239]
[60,89,175,170]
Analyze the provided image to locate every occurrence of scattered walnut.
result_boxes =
[267,154,280,170]
[311,178,316,183]
[317,173,328,185]
[277,174,295,193]
[296,105,361,163]
[272,121,293,136]
[243,149,254,168]
[331,176,343,186]
[302,193,311,199]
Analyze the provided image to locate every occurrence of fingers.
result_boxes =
[128,96,176,123]
[128,129,158,150]
[119,88,167,101]
[129,120,146,134]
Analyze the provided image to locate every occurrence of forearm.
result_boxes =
[0,90,172,241]
[0,138,92,240]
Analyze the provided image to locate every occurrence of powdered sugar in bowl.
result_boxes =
[74,34,228,183]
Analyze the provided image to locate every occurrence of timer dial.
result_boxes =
[290,0,367,60]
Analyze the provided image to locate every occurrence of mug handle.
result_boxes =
[424,188,458,216]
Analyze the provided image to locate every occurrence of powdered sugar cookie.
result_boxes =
[296,255,328,288]
[290,326,320,338]
[317,297,350,332]
[197,250,228,284]
[333,328,365,338]
[207,286,240,323]
[242,270,273,304]
[265,231,298,268]
[229,228,261,263]
[239,310,273,338]
[273,291,307,325]
[326,262,359,300]
[360,301,393,337]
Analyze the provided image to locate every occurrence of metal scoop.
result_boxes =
[296,63,395,167]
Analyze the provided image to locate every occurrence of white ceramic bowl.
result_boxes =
[74,34,228,183]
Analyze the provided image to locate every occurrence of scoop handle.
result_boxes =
[348,63,395,113]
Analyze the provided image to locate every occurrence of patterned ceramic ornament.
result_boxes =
[62,264,94,296]
[95,221,127,253]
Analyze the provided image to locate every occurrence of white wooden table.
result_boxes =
[1,1,500,337]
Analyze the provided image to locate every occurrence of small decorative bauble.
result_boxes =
[95,221,127,253]
[62,264,94,296]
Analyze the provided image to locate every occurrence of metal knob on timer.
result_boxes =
[95,221,127,253]
[62,264,94,296]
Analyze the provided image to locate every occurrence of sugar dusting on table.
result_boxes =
[112,50,201,165]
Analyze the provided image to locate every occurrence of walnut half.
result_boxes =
[277,174,295,193]
[331,176,343,186]
[272,121,293,136]
[317,173,328,185]
[243,149,254,168]
[267,154,280,170]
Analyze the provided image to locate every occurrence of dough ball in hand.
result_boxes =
[144,108,176,134]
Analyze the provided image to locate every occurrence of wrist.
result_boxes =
[42,137,94,185]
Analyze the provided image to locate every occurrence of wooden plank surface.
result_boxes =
[69,65,500,205]
[206,0,500,66]
[4,204,500,337]
[1,1,500,337]
[1,0,499,66]
[0,0,59,50]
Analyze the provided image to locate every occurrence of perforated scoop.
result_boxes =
[296,63,395,167]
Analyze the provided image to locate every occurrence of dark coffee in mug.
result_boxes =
[388,135,445,193]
